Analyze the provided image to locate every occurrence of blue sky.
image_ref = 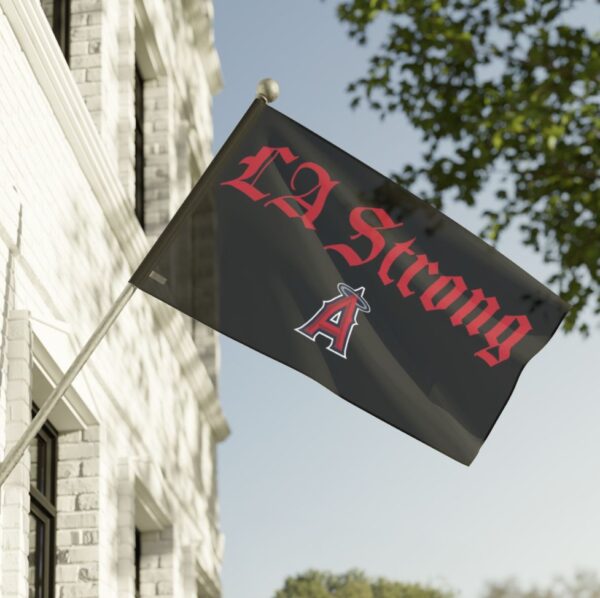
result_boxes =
[211,2,600,597]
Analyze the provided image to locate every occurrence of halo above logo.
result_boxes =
[337,282,371,313]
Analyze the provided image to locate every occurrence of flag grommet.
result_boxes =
[149,271,167,285]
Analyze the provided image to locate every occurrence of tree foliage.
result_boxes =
[482,571,600,597]
[334,0,599,333]
[273,570,600,598]
[273,569,454,598]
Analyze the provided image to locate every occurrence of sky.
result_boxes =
[211,2,600,597]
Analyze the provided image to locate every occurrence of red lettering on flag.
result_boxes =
[266,161,339,229]
[223,146,534,367]
[325,207,403,266]
[221,146,298,201]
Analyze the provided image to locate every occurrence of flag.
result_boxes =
[130,99,568,465]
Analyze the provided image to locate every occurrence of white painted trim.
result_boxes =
[134,470,171,531]
[134,0,166,78]
[0,0,229,442]
[196,558,221,598]
[182,0,223,95]
[32,329,99,432]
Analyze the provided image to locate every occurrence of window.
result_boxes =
[52,0,70,62]
[134,527,142,598]
[135,63,145,228]
[41,0,71,62]
[29,412,58,598]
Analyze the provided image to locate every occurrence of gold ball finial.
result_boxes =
[256,79,280,103]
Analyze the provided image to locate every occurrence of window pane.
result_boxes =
[39,0,70,62]
[28,513,45,598]
[29,413,57,598]
[30,436,46,495]
[135,63,145,228]
[135,528,141,598]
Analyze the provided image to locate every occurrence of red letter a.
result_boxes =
[295,284,370,359]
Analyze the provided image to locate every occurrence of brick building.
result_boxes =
[0,0,228,597]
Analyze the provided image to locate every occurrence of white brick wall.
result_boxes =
[1,311,32,598]
[69,0,120,164]
[0,0,226,596]
[139,528,175,597]
[55,428,101,597]
[143,76,175,238]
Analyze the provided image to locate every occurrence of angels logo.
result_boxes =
[295,283,371,359]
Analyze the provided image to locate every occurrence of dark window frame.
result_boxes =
[135,63,145,229]
[29,409,57,598]
[134,527,142,598]
[51,0,71,63]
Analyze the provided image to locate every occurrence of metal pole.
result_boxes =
[0,78,279,488]
[0,282,136,487]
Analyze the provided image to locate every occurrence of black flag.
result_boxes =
[130,100,568,465]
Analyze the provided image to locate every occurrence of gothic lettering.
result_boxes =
[222,146,534,367]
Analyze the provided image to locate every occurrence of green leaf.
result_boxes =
[492,131,503,150]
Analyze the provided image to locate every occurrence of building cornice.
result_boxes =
[182,0,223,95]
[0,0,230,442]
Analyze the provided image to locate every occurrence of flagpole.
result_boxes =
[0,78,280,489]
[0,283,136,487]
